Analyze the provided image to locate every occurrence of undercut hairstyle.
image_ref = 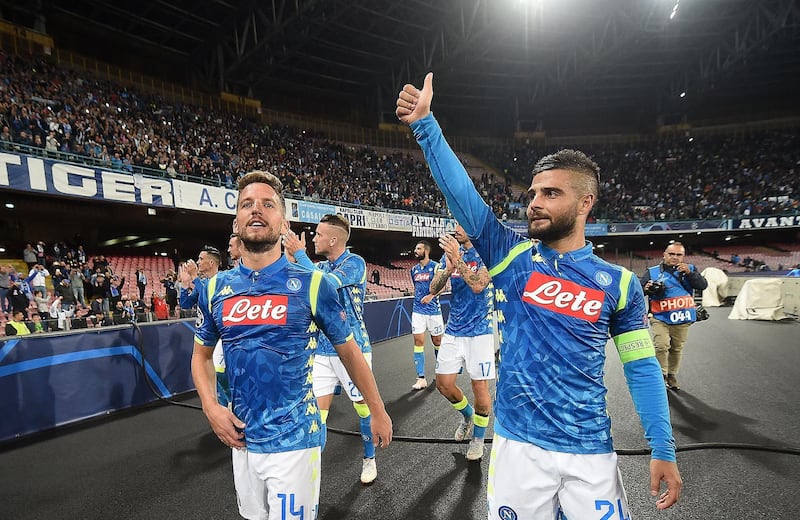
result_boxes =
[417,240,432,253]
[532,149,600,199]
[201,245,222,267]
[237,170,285,210]
[320,213,351,239]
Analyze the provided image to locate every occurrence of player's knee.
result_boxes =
[435,378,456,397]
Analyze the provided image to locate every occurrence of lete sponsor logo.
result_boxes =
[522,272,605,322]
[222,295,288,325]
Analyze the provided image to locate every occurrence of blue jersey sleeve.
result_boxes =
[411,114,492,237]
[312,274,353,347]
[623,358,677,462]
[612,274,676,462]
[179,278,201,309]
[193,276,219,347]
[327,255,366,290]
[411,114,527,269]
[292,250,317,270]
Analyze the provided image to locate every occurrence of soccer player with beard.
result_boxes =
[191,171,392,520]
[429,224,495,462]
[409,240,444,390]
[397,74,681,519]
[283,214,379,485]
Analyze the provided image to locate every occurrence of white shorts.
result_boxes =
[487,433,629,520]
[312,352,373,401]
[213,340,225,371]
[411,312,445,336]
[232,446,321,520]
[435,333,496,380]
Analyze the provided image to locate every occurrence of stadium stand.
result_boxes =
[5,50,796,229]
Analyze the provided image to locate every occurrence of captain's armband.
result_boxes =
[613,329,655,364]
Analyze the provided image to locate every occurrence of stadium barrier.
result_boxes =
[0,295,451,442]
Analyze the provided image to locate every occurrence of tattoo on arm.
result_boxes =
[456,257,489,293]
[429,269,450,295]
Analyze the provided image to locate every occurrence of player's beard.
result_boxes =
[413,251,424,260]
[528,209,577,243]
[239,226,281,254]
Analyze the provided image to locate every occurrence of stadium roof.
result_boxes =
[6,0,800,134]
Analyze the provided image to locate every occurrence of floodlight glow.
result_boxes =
[4,203,14,209]
[680,91,686,98]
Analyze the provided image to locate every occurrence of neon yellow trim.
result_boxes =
[310,270,323,316]
[353,402,371,418]
[614,329,655,363]
[206,274,218,313]
[452,395,469,411]
[473,414,490,428]
[414,345,425,353]
[328,272,343,288]
[616,269,632,312]
[489,241,534,277]
[194,335,216,347]
[215,366,225,373]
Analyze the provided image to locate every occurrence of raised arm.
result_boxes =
[396,73,491,237]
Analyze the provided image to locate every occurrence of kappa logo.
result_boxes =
[222,295,288,325]
[522,272,605,322]
[218,285,234,296]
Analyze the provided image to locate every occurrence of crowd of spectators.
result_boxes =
[0,52,454,215]
[1,51,798,224]
[1,238,186,335]
[475,130,800,222]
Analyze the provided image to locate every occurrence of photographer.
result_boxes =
[641,242,708,391]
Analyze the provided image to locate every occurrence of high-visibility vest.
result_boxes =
[8,320,31,335]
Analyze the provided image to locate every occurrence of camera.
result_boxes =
[645,280,666,296]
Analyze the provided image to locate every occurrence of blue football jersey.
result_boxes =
[438,247,494,337]
[313,250,372,357]
[412,114,676,461]
[194,257,353,454]
[411,260,441,315]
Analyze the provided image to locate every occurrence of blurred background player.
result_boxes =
[428,224,495,461]
[284,213,379,485]
[409,240,444,390]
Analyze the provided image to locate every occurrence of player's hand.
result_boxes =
[206,403,246,449]
[438,233,461,263]
[371,409,393,449]
[283,231,305,257]
[421,294,435,304]
[650,459,682,510]
[177,262,193,285]
[185,259,199,279]
[396,72,433,125]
